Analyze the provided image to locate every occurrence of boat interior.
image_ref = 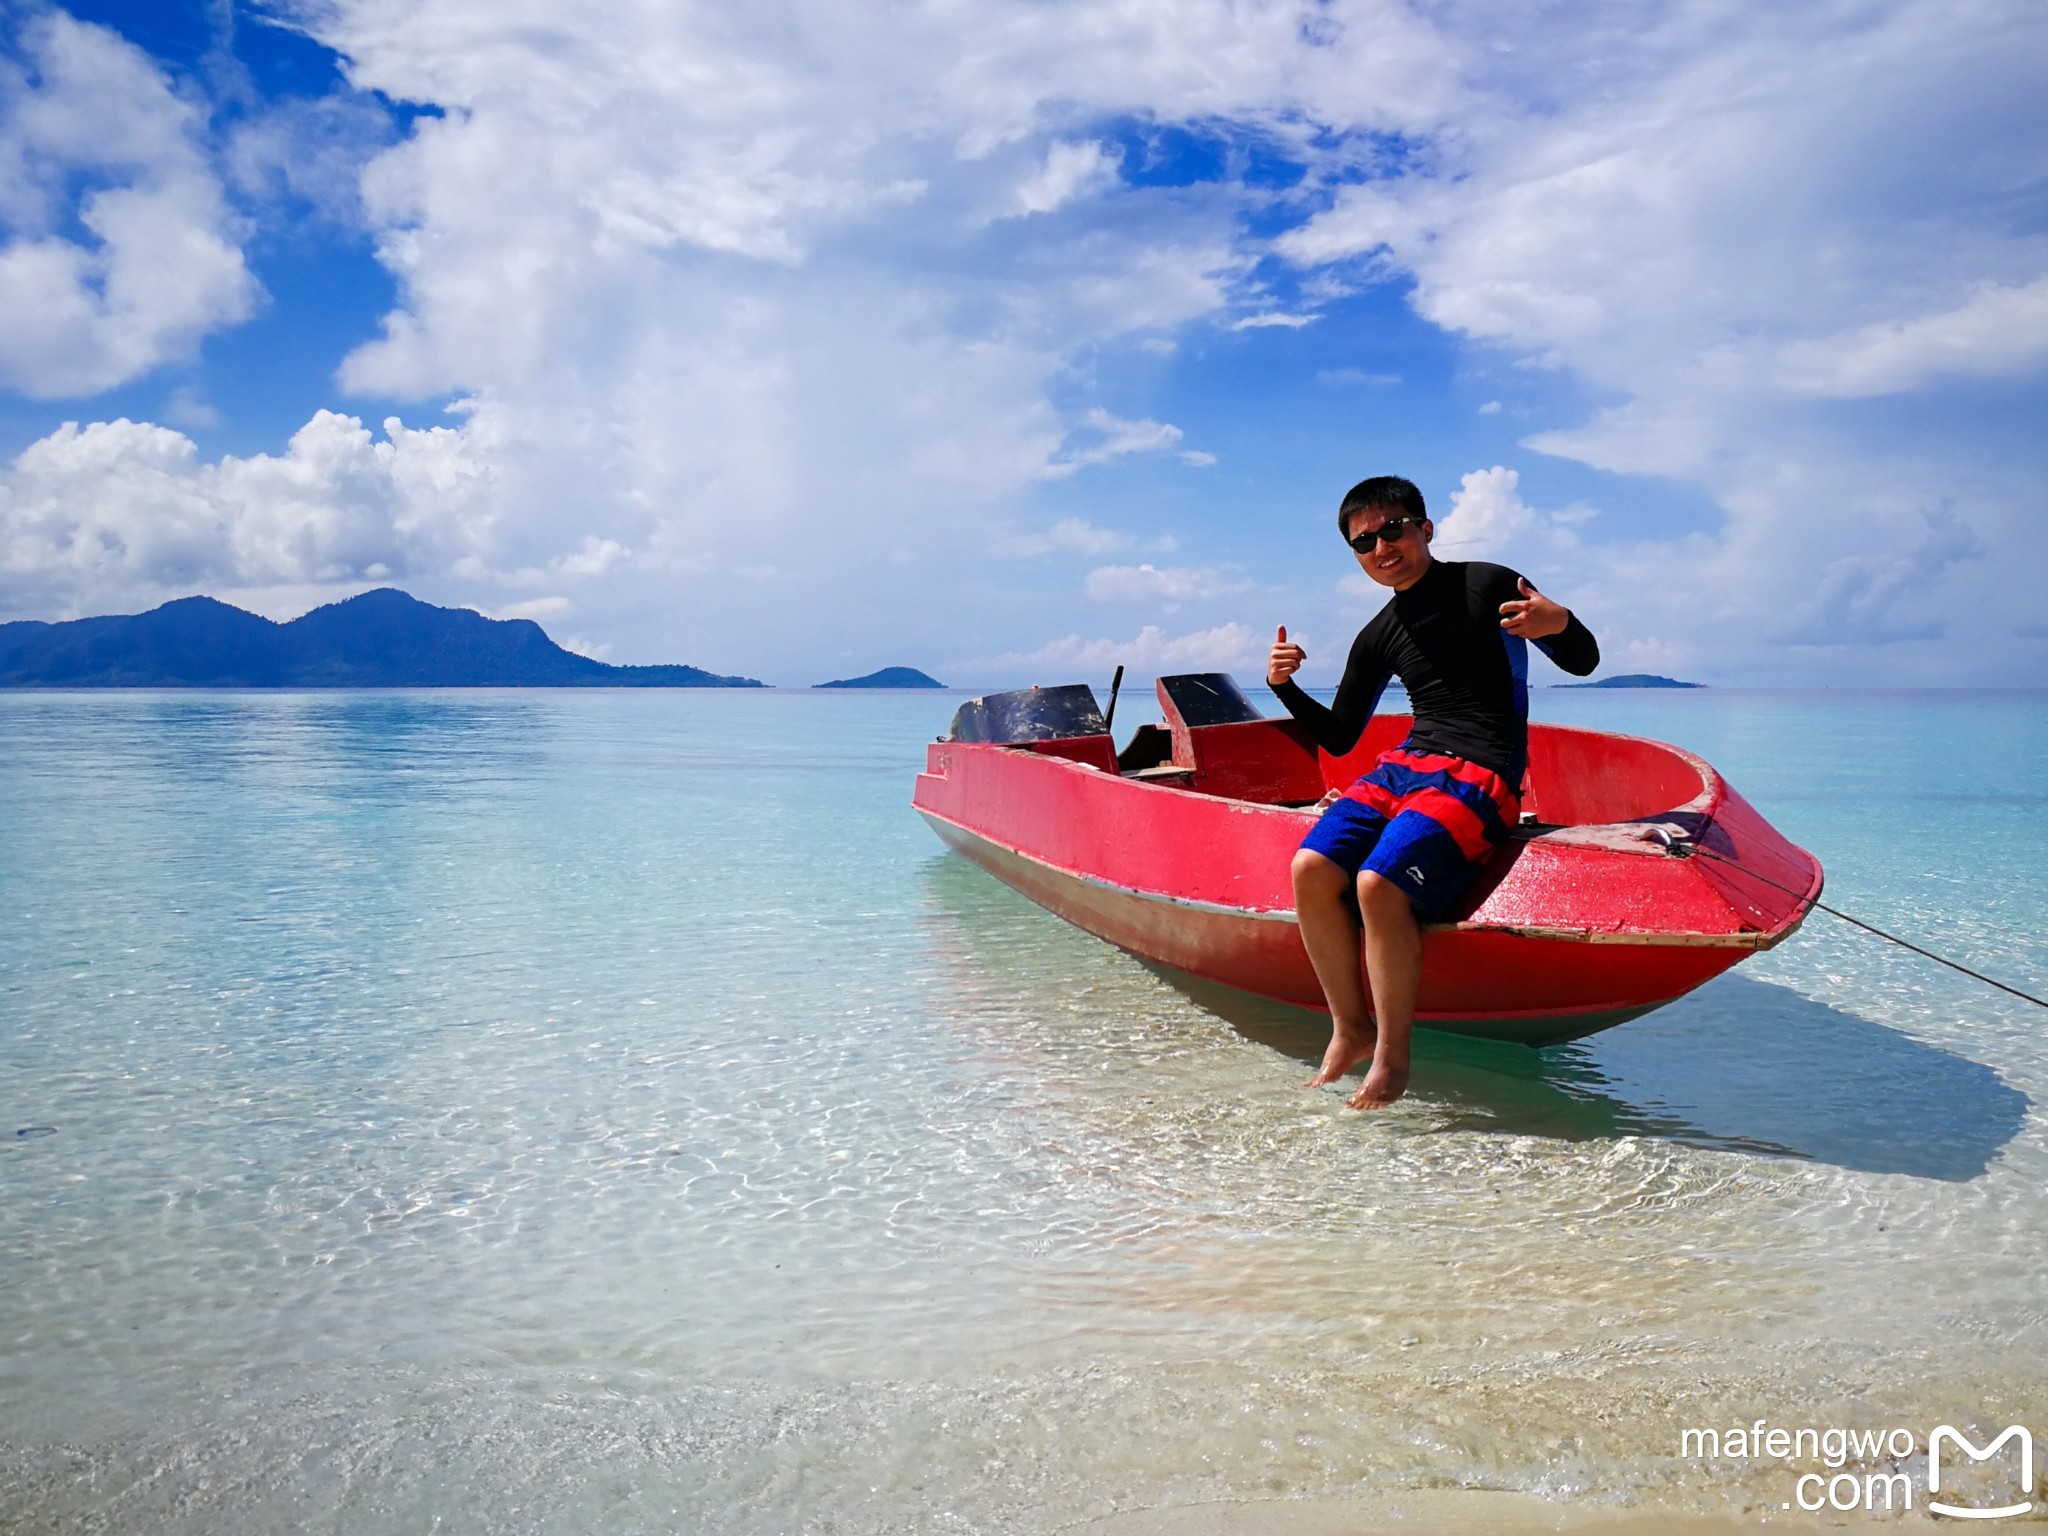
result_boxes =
[944,673,1712,830]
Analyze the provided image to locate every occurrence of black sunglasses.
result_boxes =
[1347,514,1424,552]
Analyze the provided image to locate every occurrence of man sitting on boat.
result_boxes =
[1267,475,1600,1108]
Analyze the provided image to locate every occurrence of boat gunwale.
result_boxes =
[1003,716,1730,823]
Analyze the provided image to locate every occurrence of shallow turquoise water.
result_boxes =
[1,688,2043,1531]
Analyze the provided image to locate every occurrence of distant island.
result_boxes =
[0,589,763,688]
[1555,673,1702,689]
[815,666,945,689]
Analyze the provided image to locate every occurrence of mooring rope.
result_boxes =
[1663,839,2048,1012]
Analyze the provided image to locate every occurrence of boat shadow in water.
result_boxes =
[1160,968,2028,1182]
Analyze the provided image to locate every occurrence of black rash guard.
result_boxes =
[1270,558,1599,783]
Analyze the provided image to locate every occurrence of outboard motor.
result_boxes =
[945,684,1107,744]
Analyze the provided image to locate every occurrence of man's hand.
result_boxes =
[1499,578,1570,640]
[1267,624,1306,687]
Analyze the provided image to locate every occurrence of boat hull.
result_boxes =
[923,810,1726,1046]
[912,701,1822,1048]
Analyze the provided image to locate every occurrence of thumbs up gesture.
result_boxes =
[1267,624,1307,687]
[1498,576,1569,639]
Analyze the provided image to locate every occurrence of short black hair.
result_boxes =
[1337,475,1426,538]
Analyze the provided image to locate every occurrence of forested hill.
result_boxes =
[815,667,945,689]
[0,589,762,688]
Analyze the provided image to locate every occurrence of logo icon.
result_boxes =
[1929,1424,2034,1520]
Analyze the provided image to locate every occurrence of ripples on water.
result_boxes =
[1,688,2043,1532]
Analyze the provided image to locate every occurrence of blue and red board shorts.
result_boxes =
[1299,746,1521,921]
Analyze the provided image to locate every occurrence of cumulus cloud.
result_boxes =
[0,13,255,397]
[999,517,1138,558]
[1084,562,1248,606]
[1430,466,1592,565]
[488,595,571,622]
[1047,408,1198,478]
[1231,312,1316,330]
[248,0,1457,677]
[224,86,398,227]
[161,385,221,430]
[959,621,1261,687]
[1773,505,1984,647]
[1431,467,1534,557]
[1776,277,2048,398]
[312,0,1456,406]
[0,409,499,614]
[1276,5,2048,403]
[1272,0,2048,680]
[305,0,2037,680]
[1289,10,2048,414]
[552,536,630,579]
[1012,140,1120,217]
[5,0,2043,683]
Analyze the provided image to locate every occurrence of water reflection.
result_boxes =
[920,852,2027,1181]
[1,690,551,799]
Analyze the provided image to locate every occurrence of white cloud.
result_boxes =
[161,385,220,430]
[1231,312,1316,330]
[315,0,1458,406]
[0,409,501,614]
[1084,562,1248,605]
[1272,0,2048,682]
[1772,505,1983,647]
[1775,276,2048,398]
[7,0,2044,684]
[1432,466,1532,557]
[1046,407,1196,478]
[488,595,570,622]
[0,13,255,398]
[0,0,1458,668]
[961,621,1262,686]
[552,535,630,578]
[252,0,1458,688]
[1012,140,1119,217]
[1278,3,2048,402]
[1429,465,1595,566]
[224,86,397,227]
[998,517,1132,557]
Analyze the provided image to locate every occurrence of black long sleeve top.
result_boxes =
[1271,558,1599,783]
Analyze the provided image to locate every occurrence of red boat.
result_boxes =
[913,674,1823,1046]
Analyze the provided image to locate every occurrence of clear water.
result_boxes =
[2,688,2043,1531]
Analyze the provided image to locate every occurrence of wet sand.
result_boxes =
[1075,1488,1849,1534]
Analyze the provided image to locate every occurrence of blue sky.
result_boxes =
[1,0,2044,686]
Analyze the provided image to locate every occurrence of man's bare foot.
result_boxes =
[1347,1058,1410,1109]
[1306,1022,1376,1088]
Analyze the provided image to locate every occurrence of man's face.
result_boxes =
[1346,504,1433,590]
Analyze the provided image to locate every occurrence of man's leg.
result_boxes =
[1351,870,1423,1108]
[1292,848,1377,1087]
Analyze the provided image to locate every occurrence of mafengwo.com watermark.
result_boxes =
[1680,1420,2037,1517]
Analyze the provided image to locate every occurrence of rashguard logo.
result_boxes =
[1405,866,1426,884]
[1929,1425,2034,1519]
